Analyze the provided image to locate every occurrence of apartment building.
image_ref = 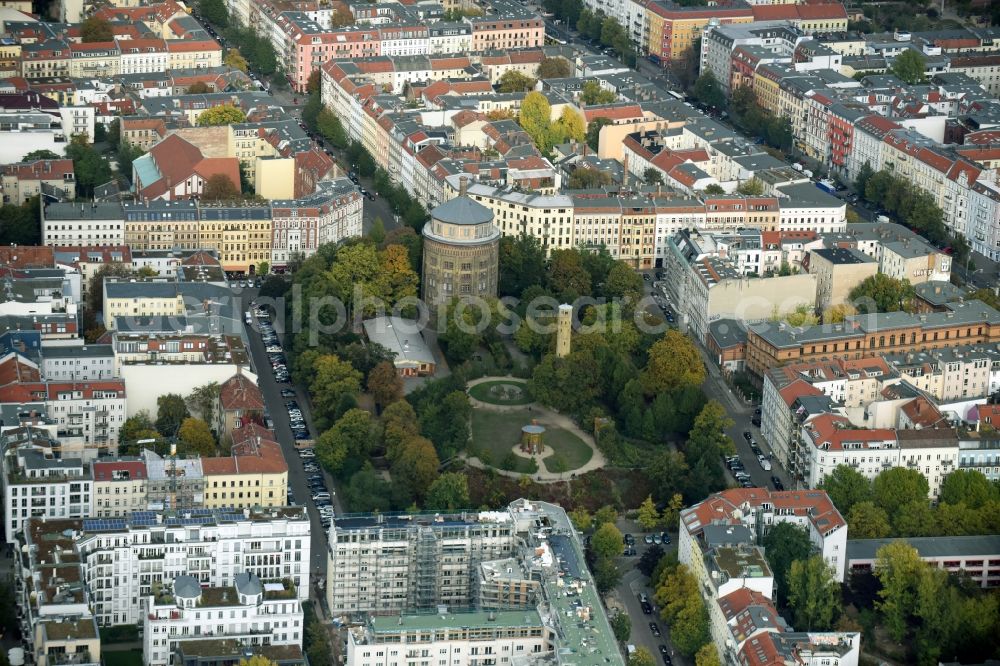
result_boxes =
[1,158,75,204]
[878,239,952,285]
[326,510,518,615]
[41,203,126,247]
[202,424,288,509]
[74,506,310,626]
[806,247,878,313]
[664,229,817,343]
[39,344,115,381]
[680,487,849,582]
[0,353,126,451]
[2,426,93,542]
[347,610,549,666]
[270,179,364,270]
[339,499,623,666]
[144,573,303,666]
[847,535,1000,588]
[92,459,147,517]
[15,520,101,666]
[644,1,754,66]
[745,300,1000,377]
[800,413,960,496]
[882,344,1000,403]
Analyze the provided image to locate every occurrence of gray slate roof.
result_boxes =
[430,195,492,225]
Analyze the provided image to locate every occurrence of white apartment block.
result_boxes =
[347,610,549,666]
[75,507,311,626]
[2,431,93,542]
[801,413,959,497]
[40,344,116,381]
[41,203,126,247]
[326,511,517,615]
[92,460,148,518]
[143,573,303,666]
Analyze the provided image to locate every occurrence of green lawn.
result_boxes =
[542,427,593,473]
[103,651,144,666]
[470,407,592,474]
[470,408,537,473]
[468,380,533,406]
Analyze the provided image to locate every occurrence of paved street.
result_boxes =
[237,287,336,579]
[613,524,686,666]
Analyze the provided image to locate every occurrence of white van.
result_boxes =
[759,457,772,471]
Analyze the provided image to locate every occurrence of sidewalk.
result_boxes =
[465,377,607,482]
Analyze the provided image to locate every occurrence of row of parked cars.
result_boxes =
[300,448,336,528]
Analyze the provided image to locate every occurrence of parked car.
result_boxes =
[641,601,653,615]
[743,431,752,441]
[299,450,316,458]
[771,475,784,491]
[649,622,661,638]
[280,389,296,398]
[312,492,331,501]
[660,532,671,544]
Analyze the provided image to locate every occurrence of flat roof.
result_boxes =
[371,609,542,633]
[847,535,1000,562]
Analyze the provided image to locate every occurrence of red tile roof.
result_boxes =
[218,373,264,412]
[0,245,55,268]
[93,460,148,481]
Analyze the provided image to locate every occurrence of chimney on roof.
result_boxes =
[459,176,469,197]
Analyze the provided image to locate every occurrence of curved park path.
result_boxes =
[463,376,607,483]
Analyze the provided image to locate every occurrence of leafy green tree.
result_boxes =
[567,166,612,189]
[156,394,190,437]
[819,465,872,516]
[224,48,248,72]
[184,382,220,422]
[202,173,241,200]
[315,408,376,475]
[693,71,726,110]
[891,49,926,84]
[594,505,618,527]
[344,462,393,512]
[643,167,663,185]
[593,555,622,592]
[553,107,586,142]
[610,611,631,643]
[21,149,60,161]
[762,522,813,605]
[627,647,655,666]
[80,15,113,42]
[736,177,764,196]
[519,91,552,147]
[703,184,725,195]
[846,501,891,538]
[654,562,710,656]
[787,555,841,630]
[579,80,616,105]
[591,521,624,560]
[197,104,247,126]
[854,161,874,194]
[309,354,363,431]
[199,0,229,27]
[178,417,216,457]
[637,495,660,530]
[498,234,547,298]
[872,467,929,520]
[417,390,471,459]
[641,330,705,395]
[116,143,145,184]
[316,108,348,149]
[391,435,440,501]
[424,472,470,510]
[875,540,926,641]
[938,469,997,508]
[498,70,536,93]
[65,135,112,197]
[586,116,611,152]
[382,400,420,462]
[891,500,938,537]
[529,351,601,416]
[849,273,916,313]
[367,361,402,412]
[568,508,593,532]
[537,57,571,79]
[0,198,41,245]
[695,645,720,666]
[547,249,591,300]
[119,411,161,454]
[638,544,665,577]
